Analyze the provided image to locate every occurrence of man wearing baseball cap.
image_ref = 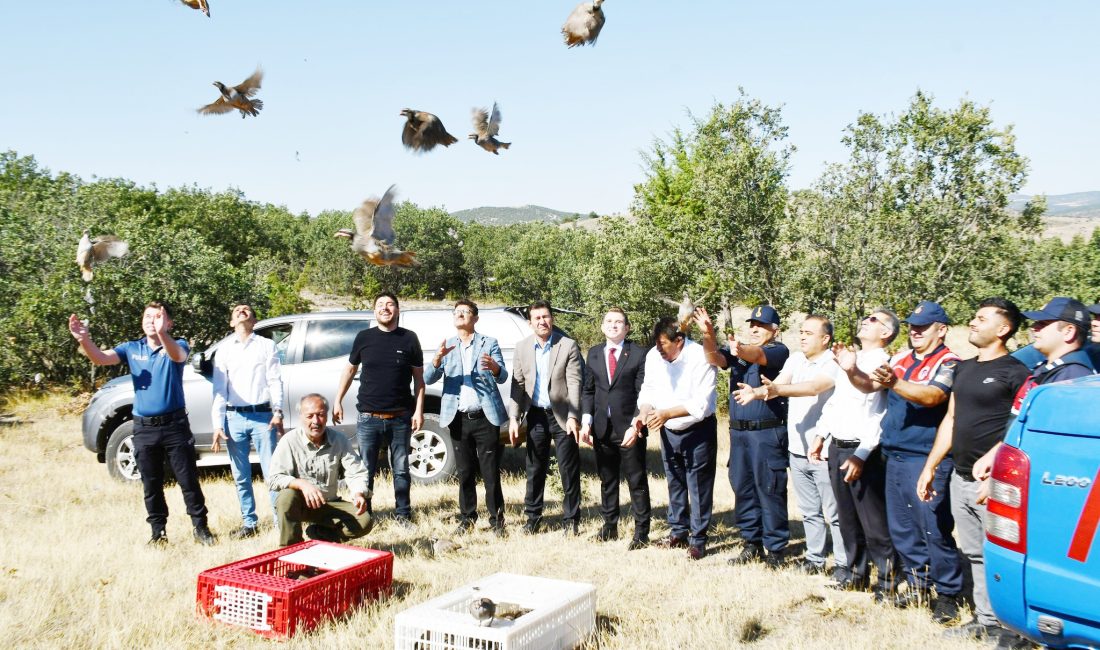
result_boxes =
[1088,302,1100,368]
[697,304,791,567]
[844,300,964,623]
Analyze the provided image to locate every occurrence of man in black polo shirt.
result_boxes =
[334,291,425,528]
[698,304,790,566]
[917,298,1030,641]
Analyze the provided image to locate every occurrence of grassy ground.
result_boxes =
[0,392,987,649]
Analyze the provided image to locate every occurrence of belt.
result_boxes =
[832,438,861,449]
[730,418,786,431]
[459,409,485,419]
[362,410,406,420]
[529,405,554,414]
[226,402,271,413]
[134,408,187,427]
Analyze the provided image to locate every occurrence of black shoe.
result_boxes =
[764,549,787,569]
[193,525,217,546]
[522,519,543,535]
[229,526,259,540]
[148,529,168,546]
[561,520,580,536]
[931,594,961,625]
[890,589,930,609]
[728,542,765,565]
[304,524,344,542]
[392,516,416,531]
[452,520,474,536]
[828,576,871,592]
[942,619,1000,641]
[687,545,706,560]
[791,557,825,575]
[627,537,649,551]
[595,524,618,542]
[656,534,689,549]
[491,525,508,539]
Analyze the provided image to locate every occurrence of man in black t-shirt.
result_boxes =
[334,292,425,527]
[917,298,1029,641]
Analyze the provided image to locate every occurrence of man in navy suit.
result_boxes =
[580,308,651,549]
[424,299,510,536]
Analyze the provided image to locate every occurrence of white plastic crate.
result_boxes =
[394,572,596,650]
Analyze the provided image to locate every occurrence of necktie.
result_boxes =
[608,347,617,381]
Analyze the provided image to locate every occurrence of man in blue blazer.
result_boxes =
[424,299,510,536]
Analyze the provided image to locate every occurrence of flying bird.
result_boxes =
[180,0,210,17]
[198,68,263,119]
[661,291,709,333]
[469,103,510,155]
[76,231,129,282]
[335,185,419,267]
[400,109,458,153]
[562,0,606,48]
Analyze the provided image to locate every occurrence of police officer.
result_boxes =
[698,305,790,566]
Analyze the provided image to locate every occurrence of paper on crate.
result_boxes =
[278,544,387,571]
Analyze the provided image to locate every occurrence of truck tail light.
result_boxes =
[986,444,1030,554]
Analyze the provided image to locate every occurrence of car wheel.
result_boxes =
[106,421,141,482]
[408,414,456,484]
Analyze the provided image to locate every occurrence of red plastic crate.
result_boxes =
[196,541,393,639]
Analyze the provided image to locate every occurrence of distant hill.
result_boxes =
[450,205,582,225]
[1011,191,1100,241]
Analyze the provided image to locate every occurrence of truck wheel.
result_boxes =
[106,421,141,482]
[408,414,456,484]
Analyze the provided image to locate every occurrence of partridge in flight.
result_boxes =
[76,231,129,282]
[198,68,264,119]
[335,185,418,267]
[180,0,210,17]
[469,103,510,155]
[400,109,459,153]
[562,0,606,48]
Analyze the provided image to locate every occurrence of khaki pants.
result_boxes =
[275,489,373,547]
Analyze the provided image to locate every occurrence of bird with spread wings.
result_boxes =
[198,68,264,119]
[335,185,418,267]
[469,102,511,155]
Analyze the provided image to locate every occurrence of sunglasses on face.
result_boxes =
[862,315,881,323]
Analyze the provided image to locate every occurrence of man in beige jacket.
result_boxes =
[508,300,583,535]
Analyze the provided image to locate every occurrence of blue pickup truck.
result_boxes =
[985,374,1100,648]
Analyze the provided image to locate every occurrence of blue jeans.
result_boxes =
[225,410,278,528]
[357,413,412,518]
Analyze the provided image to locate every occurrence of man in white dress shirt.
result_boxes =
[735,315,846,579]
[635,315,717,560]
[211,303,285,539]
[809,308,901,599]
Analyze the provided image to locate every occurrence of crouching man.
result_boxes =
[268,393,374,546]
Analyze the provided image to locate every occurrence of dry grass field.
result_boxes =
[0,392,989,649]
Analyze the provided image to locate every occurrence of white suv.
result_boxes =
[81,308,535,484]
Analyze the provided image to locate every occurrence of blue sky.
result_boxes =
[1,1,1096,217]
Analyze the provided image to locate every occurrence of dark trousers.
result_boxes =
[660,415,717,547]
[728,424,790,552]
[524,407,581,524]
[450,411,505,528]
[593,418,651,538]
[275,489,372,547]
[829,442,899,591]
[132,412,208,530]
[884,452,964,596]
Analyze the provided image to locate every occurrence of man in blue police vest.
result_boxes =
[843,300,963,623]
[697,304,791,567]
[68,302,216,546]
